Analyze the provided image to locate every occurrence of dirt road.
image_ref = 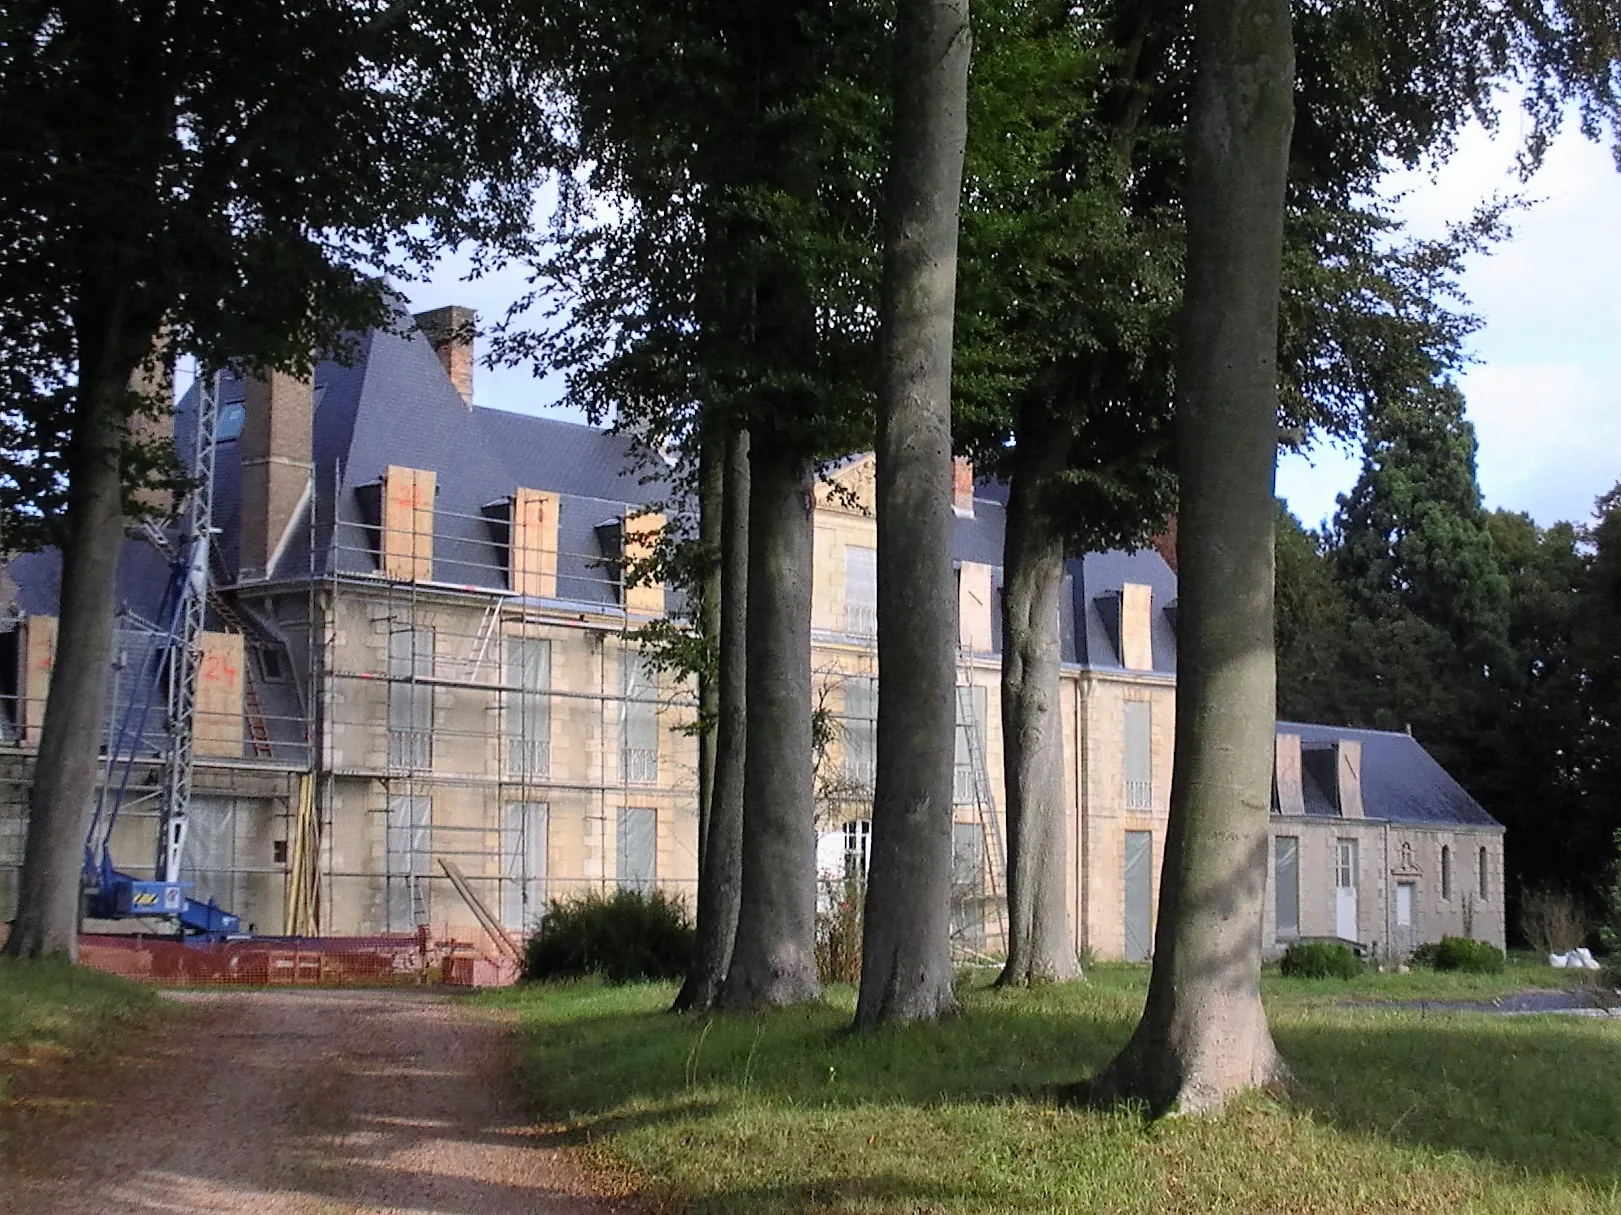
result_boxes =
[2,989,621,1215]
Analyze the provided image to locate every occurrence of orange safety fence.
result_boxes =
[0,928,520,988]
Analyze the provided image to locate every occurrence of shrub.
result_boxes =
[1520,885,1588,956]
[1279,940,1362,979]
[521,888,693,984]
[1599,829,1621,958]
[1430,935,1505,974]
[817,873,865,984]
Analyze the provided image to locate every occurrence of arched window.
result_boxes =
[1479,847,1489,901]
[1441,845,1452,900]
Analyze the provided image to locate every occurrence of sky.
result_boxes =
[408,109,1621,532]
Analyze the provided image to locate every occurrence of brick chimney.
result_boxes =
[1150,516,1178,573]
[240,370,314,580]
[952,457,974,518]
[414,305,475,408]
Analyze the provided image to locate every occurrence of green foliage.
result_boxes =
[1599,830,1621,956]
[1425,936,1506,974]
[499,972,1621,1214]
[1277,481,1621,919]
[0,0,557,549]
[1279,941,1364,980]
[521,889,695,985]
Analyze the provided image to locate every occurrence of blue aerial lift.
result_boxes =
[83,369,241,938]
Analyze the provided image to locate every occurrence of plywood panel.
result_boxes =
[511,487,559,599]
[383,465,435,581]
[1274,732,1305,816]
[195,632,244,757]
[1120,582,1153,671]
[20,615,56,745]
[958,561,992,652]
[1337,740,1364,818]
[623,511,665,615]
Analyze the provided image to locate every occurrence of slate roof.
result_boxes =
[1279,721,1501,830]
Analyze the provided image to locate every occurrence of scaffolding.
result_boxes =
[294,485,703,944]
[813,598,1009,959]
[0,445,1011,963]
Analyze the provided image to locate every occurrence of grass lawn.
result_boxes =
[499,961,1621,1215]
[0,957,158,1103]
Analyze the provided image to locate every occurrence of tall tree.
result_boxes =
[1086,0,1294,1113]
[855,0,971,1027]
[675,428,749,1011]
[1,0,550,959]
[510,0,880,1010]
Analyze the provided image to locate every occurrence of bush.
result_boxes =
[1279,941,1362,979]
[1429,935,1505,974]
[817,873,865,984]
[521,888,694,984]
[1520,885,1588,956]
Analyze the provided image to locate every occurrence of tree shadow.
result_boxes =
[1277,1013,1621,1189]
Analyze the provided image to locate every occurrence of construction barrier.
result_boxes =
[72,930,519,988]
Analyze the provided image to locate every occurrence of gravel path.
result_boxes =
[3,989,623,1215]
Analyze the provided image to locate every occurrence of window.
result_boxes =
[505,636,551,779]
[619,653,658,784]
[387,626,434,769]
[843,818,872,878]
[1274,835,1300,941]
[617,806,657,891]
[841,677,877,793]
[1336,839,1358,891]
[1123,701,1152,809]
[1440,845,1452,900]
[1124,830,1154,962]
[500,802,548,933]
[1479,847,1489,901]
[216,399,246,442]
[954,684,988,803]
[844,544,877,637]
[386,794,431,930]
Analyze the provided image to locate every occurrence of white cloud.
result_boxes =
[1280,113,1621,528]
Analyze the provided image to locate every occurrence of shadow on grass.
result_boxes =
[1279,1015,1621,1188]
[513,980,1621,1205]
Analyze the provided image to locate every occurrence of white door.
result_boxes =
[1335,839,1358,942]
[1395,881,1415,958]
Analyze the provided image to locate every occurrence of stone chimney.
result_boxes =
[240,370,314,580]
[952,457,974,518]
[414,305,475,408]
[126,330,176,518]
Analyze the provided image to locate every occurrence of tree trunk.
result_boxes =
[719,439,819,1009]
[997,418,1081,986]
[1082,0,1294,1115]
[694,425,724,873]
[853,0,970,1028]
[675,427,749,1012]
[5,312,144,960]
